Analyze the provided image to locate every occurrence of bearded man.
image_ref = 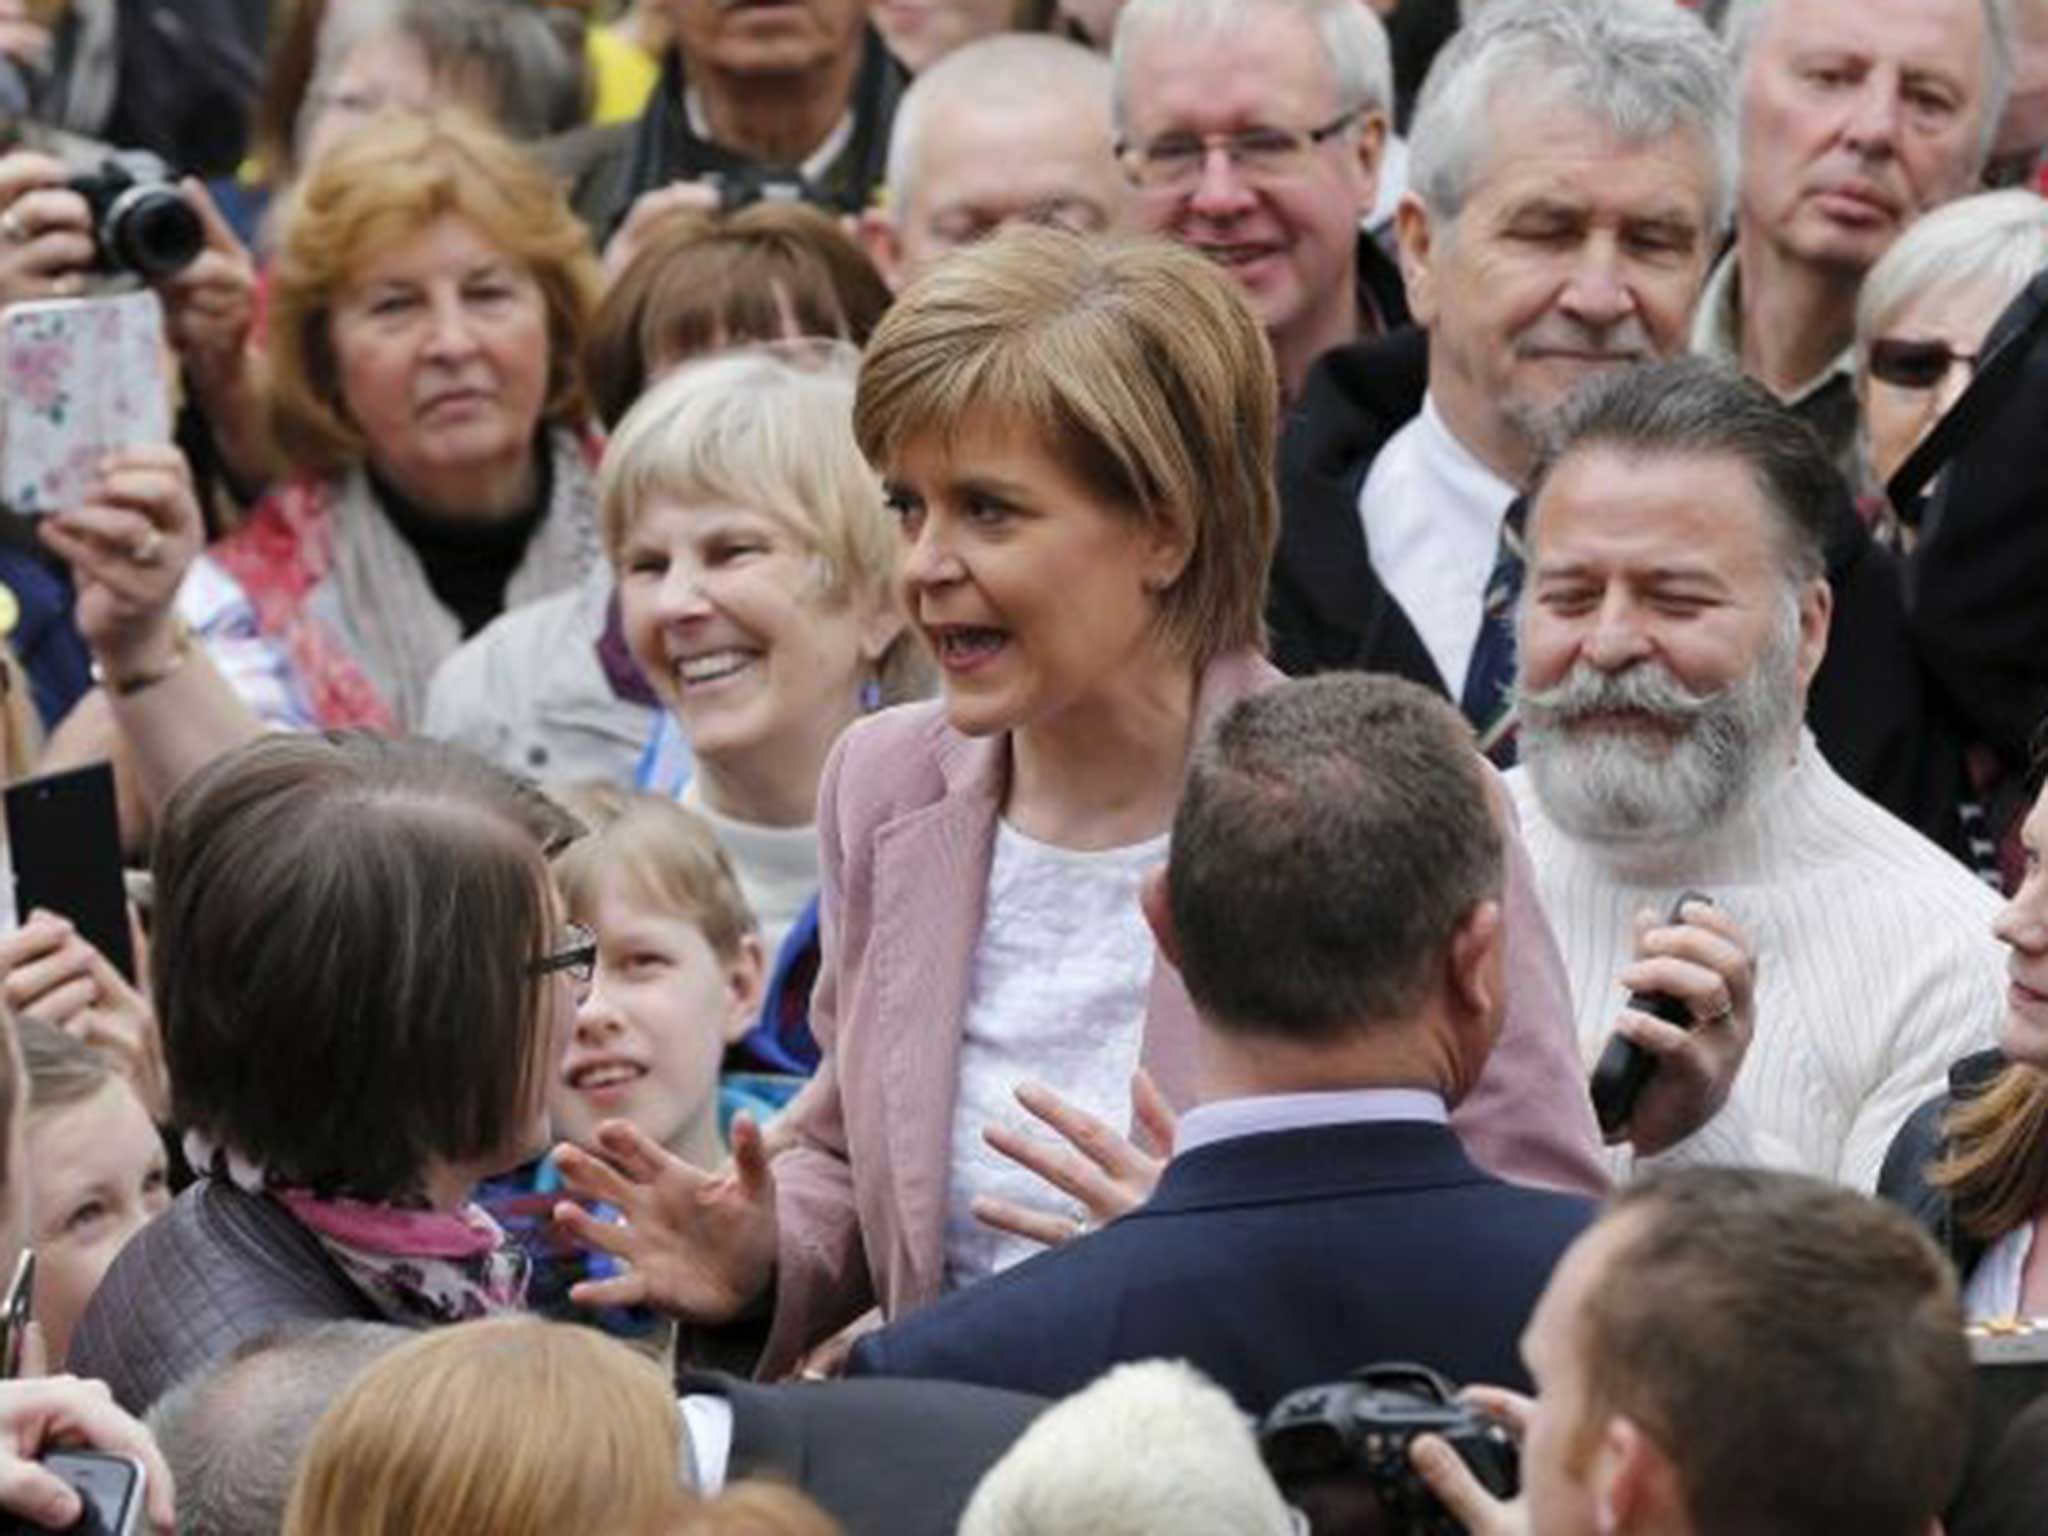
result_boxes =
[1506,357,2002,1191]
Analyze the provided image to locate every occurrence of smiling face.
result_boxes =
[1399,98,1719,486]
[673,0,867,76]
[1118,8,1379,374]
[617,497,896,826]
[1859,275,2014,486]
[1517,446,1830,844]
[1995,782,2048,1065]
[553,875,764,1160]
[27,1081,170,1366]
[1738,0,1990,276]
[884,419,1187,740]
[328,214,551,516]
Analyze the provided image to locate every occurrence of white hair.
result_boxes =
[958,1361,1298,1536]
[1855,189,2048,363]
[1410,0,1736,232]
[885,33,1115,219]
[1720,0,2014,167]
[1109,0,1393,137]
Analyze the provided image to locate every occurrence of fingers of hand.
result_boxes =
[0,1460,83,1530]
[728,1114,775,1200]
[982,1121,1122,1215]
[1612,1008,1700,1064]
[594,1118,690,1189]
[1,936,95,1014]
[1408,1436,1506,1530]
[0,911,69,968]
[1616,954,1737,1028]
[567,1272,647,1312]
[1131,1067,1178,1157]
[1015,1080,1136,1176]
[549,1198,638,1262]
[1459,1385,1536,1438]
[551,1144,639,1211]
[969,1194,1077,1249]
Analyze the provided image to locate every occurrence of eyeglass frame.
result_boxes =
[1866,335,1981,391]
[1114,108,1363,192]
[529,922,597,992]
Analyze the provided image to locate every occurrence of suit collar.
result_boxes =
[681,1371,807,1488]
[1140,1119,1489,1214]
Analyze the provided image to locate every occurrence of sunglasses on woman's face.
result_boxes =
[1868,336,1980,391]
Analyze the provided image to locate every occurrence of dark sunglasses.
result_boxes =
[1868,336,1979,390]
[529,922,597,989]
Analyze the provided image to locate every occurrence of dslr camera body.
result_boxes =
[66,151,204,281]
[1259,1364,1518,1536]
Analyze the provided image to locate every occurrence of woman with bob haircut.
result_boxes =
[282,1316,682,1536]
[1884,737,2048,1318]
[555,228,1601,1373]
[67,732,585,1413]
[185,108,605,734]
[422,201,893,788]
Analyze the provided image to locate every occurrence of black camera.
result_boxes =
[66,152,204,281]
[1258,1364,1518,1536]
[711,166,824,214]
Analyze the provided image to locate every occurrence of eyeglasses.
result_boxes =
[1116,110,1359,193]
[1867,336,1980,390]
[529,923,597,991]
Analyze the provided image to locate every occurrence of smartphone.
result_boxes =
[0,290,171,515]
[0,1451,146,1535]
[0,1250,31,1380]
[1588,891,1715,1137]
[4,763,136,983]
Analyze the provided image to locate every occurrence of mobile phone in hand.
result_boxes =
[0,1450,146,1535]
[0,290,170,515]
[0,1250,31,1380]
[4,762,137,983]
[1589,891,1715,1138]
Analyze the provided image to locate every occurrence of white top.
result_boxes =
[1965,1223,2034,1325]
[944,821,1168,1289]
[678,1394,735,1493]
[1507,733,2004,1190]
[680,781,820,963]
[1356,392,1520,696]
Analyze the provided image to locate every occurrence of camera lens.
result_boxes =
[104,186,204,280]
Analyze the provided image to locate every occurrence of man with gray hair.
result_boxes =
[1506,355,2001,1190]
[1109,0,1409,402]
[1698,0,2011,468]
[146,1322,410,1536]
[1271,0,1731,766]
[859,33,1127,291]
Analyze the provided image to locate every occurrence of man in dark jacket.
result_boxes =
[545,0,904,241]
[1109,0,1410,404]
[847,675,1595,1411]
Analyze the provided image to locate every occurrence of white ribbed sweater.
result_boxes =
[1506,735,2004,1191]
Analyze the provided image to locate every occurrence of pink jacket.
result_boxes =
[758,650,1606,1375]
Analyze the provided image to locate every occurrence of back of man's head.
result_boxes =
[1580,1169,1970,1536]
[958,1360,1297,1536]
[1168,674,1502,1042]
[148,1322,411,1536]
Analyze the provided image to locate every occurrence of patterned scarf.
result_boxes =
[187,1136,530,1327]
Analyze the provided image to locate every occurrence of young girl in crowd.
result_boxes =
[19,1018,169,1368]
[482,785,782,1337]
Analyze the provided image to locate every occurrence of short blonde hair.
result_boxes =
[283,1317,681,1536]
[269,109,601,475]
[853,228,1278,670]
[599,348,931,706]
[1855,190,2048,372]
[548,782,758,961]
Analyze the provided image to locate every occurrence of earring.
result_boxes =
[859,677,883,712]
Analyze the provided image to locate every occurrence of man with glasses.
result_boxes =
[1270,0,1730,758]
[1108,0,1406,405]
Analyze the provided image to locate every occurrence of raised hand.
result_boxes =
[1408,1386,1534,1536]
[37,446,203,678]
[972,1068,1175,1248]
[552,1114,778,1324]
[0,910,166,1121]
[1607,899,1758,1158]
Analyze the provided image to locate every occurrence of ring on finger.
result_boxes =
[0,209,24,244]
[130,529,166,567]
[1699,1004,1735,1026]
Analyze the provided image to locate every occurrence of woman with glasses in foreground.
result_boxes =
[65,732,585,1414]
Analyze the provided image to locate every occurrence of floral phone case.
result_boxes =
[0,290,172,515]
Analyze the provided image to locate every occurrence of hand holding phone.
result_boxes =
[0,1451,146,1535]
[1589,892,1757,1155]
[0,1380,173,1534]
[0,290,170,515]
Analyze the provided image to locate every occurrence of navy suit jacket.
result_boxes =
[846,1120,1594,1413]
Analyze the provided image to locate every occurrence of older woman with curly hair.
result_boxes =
[184,108,604,732]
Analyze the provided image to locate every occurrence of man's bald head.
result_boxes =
[863,34,1127,289]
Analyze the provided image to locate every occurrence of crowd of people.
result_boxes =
[0,0,2042,1532]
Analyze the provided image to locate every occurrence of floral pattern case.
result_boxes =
[0,290,172,515]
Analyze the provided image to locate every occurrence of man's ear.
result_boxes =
[721,933,769,1046]
[1793,575,1832,695]
[1351,109,1390,216]
[1592,1416,1685,1535]
[1445,897,1505,1088]
[1140,865,1181,971]
[857,208,907,293]
[1393,191,1442,328]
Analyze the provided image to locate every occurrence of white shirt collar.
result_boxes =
[683,89,855,185]
[1176,1088,1449,1157]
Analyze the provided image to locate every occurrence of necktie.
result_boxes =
[1459,496,1528,768]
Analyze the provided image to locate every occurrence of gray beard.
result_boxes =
[1517,609,1804,848]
